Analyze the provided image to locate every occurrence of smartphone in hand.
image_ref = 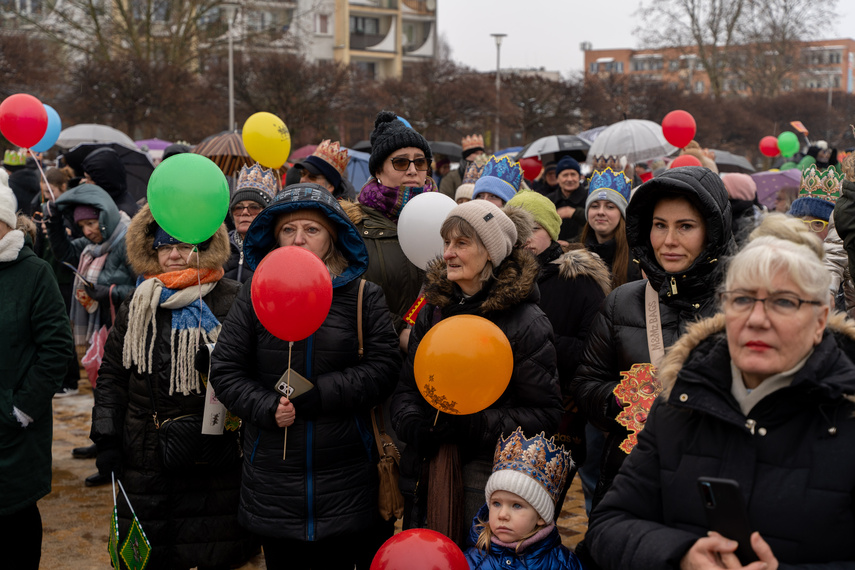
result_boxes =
[697,477,759,564]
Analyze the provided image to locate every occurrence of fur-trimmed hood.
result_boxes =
[555,248,612,297]
[424,247,540,313]
[340,199,365,226]
[658,311,855,398]
[125,204,230,276]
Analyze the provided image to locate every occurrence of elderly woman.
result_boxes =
[391,200,563,543]
[91,205,255,568]
[341,110,437,350]
[209,184,401,570]
[585,235,855,568]
[224,163,277,283]
[571,166,736,518]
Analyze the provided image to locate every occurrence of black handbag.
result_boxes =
[145,375,241,472]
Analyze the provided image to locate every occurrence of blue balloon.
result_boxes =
[31,104,61,152]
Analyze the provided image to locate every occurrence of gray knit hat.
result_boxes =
[445,200,516,266]
[368,110,432,176]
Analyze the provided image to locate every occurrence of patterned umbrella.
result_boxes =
[751,169,802,210]
[193,131,253,176]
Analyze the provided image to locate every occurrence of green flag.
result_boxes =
[108,505,120,568]
[120,515,151,570]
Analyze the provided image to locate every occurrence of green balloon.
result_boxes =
[780,161,798,170]
[147,154,229,244]
[777,131,799,158]
[797,155,816,171]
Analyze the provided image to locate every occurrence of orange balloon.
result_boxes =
[414,315,513,415]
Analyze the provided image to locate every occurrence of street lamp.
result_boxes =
[491,33,507,152]
[222,2,239,131]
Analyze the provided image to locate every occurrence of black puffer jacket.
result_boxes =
[392,246,563,527]
[90,206,253,568]
[223,230,253,283]
[587,313,855,569]
[81,147,140,217]
[210,184,401,541]
[571,166,734,510]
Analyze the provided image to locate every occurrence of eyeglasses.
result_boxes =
[156,244,196,255]
[232,204,263,215]
[389,157,429,171]
[800,219,829,233]
[719,291,822,316]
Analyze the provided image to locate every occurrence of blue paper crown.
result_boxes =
[588,167,631,203]
[492,427,573,502]
[481,155,523,192]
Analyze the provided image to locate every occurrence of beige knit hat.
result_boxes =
[445,200,516,265]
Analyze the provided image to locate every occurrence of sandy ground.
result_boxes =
[40,377,588,568]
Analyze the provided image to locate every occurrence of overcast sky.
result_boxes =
[437,0,855,77]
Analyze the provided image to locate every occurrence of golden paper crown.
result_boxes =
[492,428,573,502]
[798,164,843,203]
[312,139,350,176]
[461,134,485,152]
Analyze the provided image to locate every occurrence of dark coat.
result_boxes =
[571,166,735,511]
[341,200,424,334]
[582,232,642,285]
[586,313,855,569]
[546,186,587,241]
[391,248,563,511]
[464,505,583,570]
[833,178,855,279]
[90,205,252,568]
[0,233,73,515]
[210,184,402,542]
[223,230,253,283]
[81,147,140,217]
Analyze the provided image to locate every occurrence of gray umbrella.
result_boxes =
[519,135,590,159]
[710,149,755,173]
[586,119,677,165]
[56,124,136,150]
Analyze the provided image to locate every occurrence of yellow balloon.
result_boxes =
[414,315,513,415]
[242,111,291,169]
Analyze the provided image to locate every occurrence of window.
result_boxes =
[694,80,705,94]
[354,61,376,79]
[350,16,379,35]
[669,60,679,71]
[316,14,329,34]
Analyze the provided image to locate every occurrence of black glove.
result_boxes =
[84,283,111,304]
[291,388,322,420]
[398,414,457,457]
[194,347,210,375]
[95,447,122,477]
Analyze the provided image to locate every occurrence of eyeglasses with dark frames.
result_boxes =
[232,203,263,215]
[719,291,822,316]
[389,157,429,171]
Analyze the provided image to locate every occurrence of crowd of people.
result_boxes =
[3,110,855,570]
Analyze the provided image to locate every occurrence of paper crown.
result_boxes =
[591,155,626,171]
[491,427,573,502]
[588,167,632,203]
[236,163,278,199]
[461,134,485,152]
[3,150,26,166]
[798,163,843,203]
[481,155,523,192]
[312,139,350,176]
[461,153,489,185]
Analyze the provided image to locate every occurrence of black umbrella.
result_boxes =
[516,135,590,163]
[429,141,463,161]
[710,149,755,173]
[61,142,155,202]
[351,140,372,152]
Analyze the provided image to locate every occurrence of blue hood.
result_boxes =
[243,183,368,288]
[53,183,122,240]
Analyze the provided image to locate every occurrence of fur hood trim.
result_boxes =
[424,247,539,313]
[125,205,230,276]
[340,200,364,225]
[502,205,534,249]
[659,311,855,398]
[556,248,612,297]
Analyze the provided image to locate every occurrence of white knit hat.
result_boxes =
[0,175,18,230]
[485,469,555,524]
[445,200,516,265]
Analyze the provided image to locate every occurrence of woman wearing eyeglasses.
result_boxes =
[586,234,855,569]
[224,164,278,283]
[342,110,438,353]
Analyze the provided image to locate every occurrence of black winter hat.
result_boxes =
[368,110,432,176]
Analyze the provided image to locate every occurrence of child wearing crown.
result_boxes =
[465,428,583,569]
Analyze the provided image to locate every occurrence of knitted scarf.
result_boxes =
[358,176,437,223]
[70,212,130,346]
[123,267,224,396]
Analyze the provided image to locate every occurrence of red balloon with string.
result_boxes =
[519,156,542,182]
[661,110,697,149]
[759,136,780,157]
[251,246,333,342]
[0,94,48,148]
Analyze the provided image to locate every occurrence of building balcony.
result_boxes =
[349,0,398,10]
[350,33,387,50]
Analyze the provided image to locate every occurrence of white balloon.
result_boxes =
[398,192,457,270]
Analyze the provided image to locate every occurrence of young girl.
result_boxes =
[465,428,583,569]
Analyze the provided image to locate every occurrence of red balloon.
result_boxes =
[661,110,697,149]
[669,155,703,168]
[0,94,48,148]
[250,246,333,342]
[371,529,468,570]
[519,156,542,181]
[759,135,780,157]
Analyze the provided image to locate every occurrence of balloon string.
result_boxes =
[195,246,201,356]
[283,341,293,460]
[433,409,440,427]
[27,149,55,210]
